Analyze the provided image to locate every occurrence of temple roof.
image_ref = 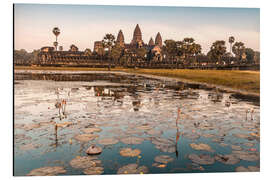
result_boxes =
[155,32,162,47]
[134,24,142,36]
[116,29,124,44]
[148,37,154,46]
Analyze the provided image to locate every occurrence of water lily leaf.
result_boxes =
[83,167,104,175]
[27,166,66,176]
[188,154,215,165]
[215,154,240,165]
[86,145,102,155]
[69,156,99,169]
[154,155,174,164]
[190,143,214,152]
[235,166,259,172]
[120,148,141,157]
[74,134,99,142]
[120,137,144,145]
[98,138,119,145]
[117,164,148,174]
[83,127,102,134]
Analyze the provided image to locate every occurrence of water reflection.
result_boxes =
[14,72,260,176]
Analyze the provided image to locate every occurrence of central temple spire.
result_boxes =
[131,24,143,45]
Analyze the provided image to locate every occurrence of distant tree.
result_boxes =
[32,49,41,64]
[163,40,178,62]
[135,47,147,62]
[111,44,123,65]
[52,27,60,50]
[102,34,116,70]
[244,48,255,64]
[232,42,245,62]
[208,40,227,64]
[228,36,235,56]
[254,51,260,64]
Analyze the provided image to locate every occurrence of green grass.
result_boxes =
[15,66,260,94]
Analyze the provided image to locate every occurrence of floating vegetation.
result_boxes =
[120,137,144,145]
[154,155,174,164]
[27,166,66,176]
[182,132,200,140]
[235,166,259,172]
[136,123,152,130]
[86,145,102,155]
[215,154,240,165]
[21,123,41,131]
[98,138,119,145]
[151,137,175,153]
[14,72,260,175]
[190,143,214,152]
[83,167,104,175]
[188,154,215,165]
[19,143,41,151]
[74,134,99,142]
[119,148,141,157]
[231,145,242,151]
[232,151,260,162]
[82,127,102,134]
[117,164,149,174]
[69,156,100,169]
[146,129,163,136]
[152,163,167,168]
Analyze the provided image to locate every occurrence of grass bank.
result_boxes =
[15,66,260,94]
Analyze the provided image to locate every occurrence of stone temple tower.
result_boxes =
[131,24,143,46]
[148,37,154,46]
[116,30,125,47]
[155,32,162,47]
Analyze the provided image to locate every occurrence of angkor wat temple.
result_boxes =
[37,24,163,66]
[94,24,163,60]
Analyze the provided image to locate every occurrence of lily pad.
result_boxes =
[22,123,41,131]
[231,145,242,151]
[86,145,102,155]
[154,155,174,164]
[146,129,163,136]
[120,148,141,157]
[151,137,175,153]
[83,127,102,134]
[83,167,104,175]
[120,137,144,145]
[188,154,215,165]
[232,151,260,162]
[215,154,240,165]
[152,163,167,168]
[27,166,66,176]
[235,166,259,172]
[74,134,99,142]
[136,123,152,130]
[117,164,148,174]
[98,138,119,145]
[190,143,214,152]
[19,143,41,151]
[70,156,100,169]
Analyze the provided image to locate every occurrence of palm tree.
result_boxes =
[52,27,60,51]
[209,40,227,65]
[232,42,245,63]
[229,36,235,56]
[102,34,116,70]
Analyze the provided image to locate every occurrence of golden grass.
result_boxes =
[14,66,260,94]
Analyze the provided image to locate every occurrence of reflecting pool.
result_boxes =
[14,71,260,176]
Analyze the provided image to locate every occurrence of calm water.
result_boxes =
[14,71,260,176]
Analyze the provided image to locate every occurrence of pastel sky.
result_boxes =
[14,4,260,53]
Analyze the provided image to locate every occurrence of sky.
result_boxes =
[14,4,260,53]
